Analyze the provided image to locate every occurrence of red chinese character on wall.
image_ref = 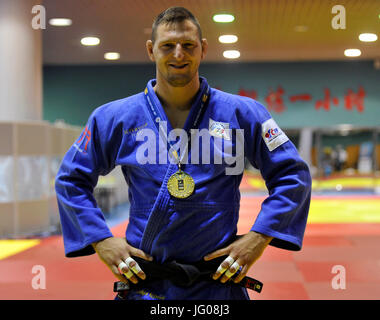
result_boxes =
[238,88,258,100]
[289,94,312,102]
[265,86,286,113]
[344,86,365,113]
[315,88,339,111]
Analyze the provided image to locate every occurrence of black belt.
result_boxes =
[113,255,263,296]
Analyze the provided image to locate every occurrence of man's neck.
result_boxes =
[153,75,200,111]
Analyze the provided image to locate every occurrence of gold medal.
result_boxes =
[167,170,195,199]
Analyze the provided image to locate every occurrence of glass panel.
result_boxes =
[50,156,62,195]
[16,156,49,200]
[0,156,14,202]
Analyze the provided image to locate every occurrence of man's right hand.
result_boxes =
[92,237,153,284]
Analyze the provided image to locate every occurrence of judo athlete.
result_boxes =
[55,7,311,300]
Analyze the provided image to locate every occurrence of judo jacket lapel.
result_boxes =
[139,78,210,254]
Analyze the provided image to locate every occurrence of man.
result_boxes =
[55,7,311,300]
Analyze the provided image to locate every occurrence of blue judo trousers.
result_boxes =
[55,77,312,300]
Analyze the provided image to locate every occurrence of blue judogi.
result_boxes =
[55,77,311,300]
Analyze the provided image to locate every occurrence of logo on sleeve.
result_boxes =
[209,118,231,140]
[261,119,289,151]
[264,128,280,140]
[73,125,91,153]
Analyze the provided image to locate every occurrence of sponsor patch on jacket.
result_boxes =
[209,118,231,140]
[261,118,289,151]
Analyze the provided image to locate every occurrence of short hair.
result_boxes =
[151,7,202,43]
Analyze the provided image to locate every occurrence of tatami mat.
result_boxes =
[1,174,379,300]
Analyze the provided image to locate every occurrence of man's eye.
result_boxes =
[162,43,174,48]
[183,43,194,48]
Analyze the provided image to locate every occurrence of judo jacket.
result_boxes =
[55,77,312,300]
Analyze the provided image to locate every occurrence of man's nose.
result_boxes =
[173,43,185,60]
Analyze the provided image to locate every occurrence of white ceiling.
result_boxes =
[42,0,380,65]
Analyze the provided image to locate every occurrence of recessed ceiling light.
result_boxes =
[223,50,240,59]
[104,52,120,60]
[344,49,361,57]
[81,37,100,46]
[294,25,308,32]
[218,35,238,44]
[359,33,378,42]
[213,14,235,23]
[49,18,72,27]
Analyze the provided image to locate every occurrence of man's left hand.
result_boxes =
[203,231,273,284]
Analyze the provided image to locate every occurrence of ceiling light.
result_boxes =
[359,33,378,42]
[49,18,72,27]
[218,35,238,44]
[294,25,308,32]
[223,50,240,59]
[213,14,235,23]
[104,52,120,60]
[344,49,361,57]
[81,37,100,46]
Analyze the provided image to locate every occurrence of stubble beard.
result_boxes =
[166,72,194,87]
[159,62,199,87]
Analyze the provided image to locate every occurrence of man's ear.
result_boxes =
[146,40,155,62]
[201,38,208,60]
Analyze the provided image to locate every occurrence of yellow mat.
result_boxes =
[312,177,380,189]
[308,198,380,223]
[248,176,380,190]
[248,178,266,189]
[247,175,380,223]
[0,239,40,260]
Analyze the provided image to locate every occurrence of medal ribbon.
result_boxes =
[144,78,210,166]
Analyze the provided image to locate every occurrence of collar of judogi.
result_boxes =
[143,77,210,164]
[144,77,210,133]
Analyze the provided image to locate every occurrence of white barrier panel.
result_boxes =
[0,120,129,238]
